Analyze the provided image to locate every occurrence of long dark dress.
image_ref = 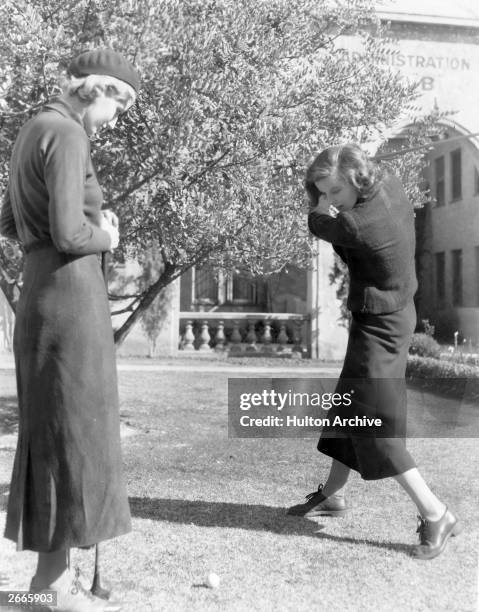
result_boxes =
[0,99,131,551]
[308,173,418,480]
[317,303,417,479]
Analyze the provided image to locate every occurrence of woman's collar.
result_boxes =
[42,97,84,127]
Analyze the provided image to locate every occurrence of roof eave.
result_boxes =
[377,11,479,29]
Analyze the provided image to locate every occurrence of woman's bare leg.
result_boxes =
[287,458,351,516]
[33,549,69,588]
[322,459,351,497]
[394,468,446,520]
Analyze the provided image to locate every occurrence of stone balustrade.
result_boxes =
[179,312,310,356]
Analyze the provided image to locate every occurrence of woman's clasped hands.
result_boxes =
[100,209,119,250]
[310,194,340,218]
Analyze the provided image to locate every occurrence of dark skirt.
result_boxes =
[318,302,417,480]
[5,246,131,552]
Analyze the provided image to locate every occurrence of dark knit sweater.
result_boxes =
[0,98,111,254]
[308,173,418,314]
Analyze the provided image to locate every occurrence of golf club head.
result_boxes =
[91,582,111,600]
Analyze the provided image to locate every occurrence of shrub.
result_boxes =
[409,333,441,359]
[440,351,479,367]
[419,318,435,337]
[407,355,479,378]
[406,355,479,401]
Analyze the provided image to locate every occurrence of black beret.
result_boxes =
[68,49,140,92]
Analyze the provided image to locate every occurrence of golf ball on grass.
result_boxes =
[206,572,221,588]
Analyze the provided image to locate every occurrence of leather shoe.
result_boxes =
[412,508,462,560]
[30,567,122,611]
[287,484,349,517]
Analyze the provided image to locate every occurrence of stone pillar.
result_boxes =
[307,243,348,360]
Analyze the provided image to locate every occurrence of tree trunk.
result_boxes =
[113,264,176,346]
[147,337,157,359]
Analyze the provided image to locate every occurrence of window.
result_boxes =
[227,273,257,304]
[435,252,445,307]
[193,267,259,306]
[450,149,462,201]
[194,266,218,304]
[434,156,445,206]
[474,168,479,195]
[451,249,462,306]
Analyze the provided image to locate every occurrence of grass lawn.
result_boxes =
[0,363,477,612]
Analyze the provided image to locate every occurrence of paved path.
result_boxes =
[116,363,341,374]
[0,355,341,375]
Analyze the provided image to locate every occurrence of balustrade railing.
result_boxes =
[179,312,310,356]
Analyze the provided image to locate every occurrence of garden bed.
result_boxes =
[406,355,479,402]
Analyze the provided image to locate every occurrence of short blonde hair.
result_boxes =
[61,73,136,109]
[305,143,383,206]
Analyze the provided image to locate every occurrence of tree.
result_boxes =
[140,286,174,356]
[0,0,430,344]
[137,245,176,357]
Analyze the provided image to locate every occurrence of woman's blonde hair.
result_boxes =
[305,143,383,207]
[61,73,136,109]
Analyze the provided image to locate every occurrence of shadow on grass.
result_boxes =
[0,396,18,436]
[129,496,411,554]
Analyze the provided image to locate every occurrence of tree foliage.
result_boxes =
[0,0,432,343]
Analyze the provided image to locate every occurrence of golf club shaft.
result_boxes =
[93,250,109,596]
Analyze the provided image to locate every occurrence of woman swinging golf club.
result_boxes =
[288,143,461,560]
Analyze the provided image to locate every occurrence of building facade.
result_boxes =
[374,0,479,342]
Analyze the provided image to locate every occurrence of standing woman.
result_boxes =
[0,49,139,610]
[287,143,460,560]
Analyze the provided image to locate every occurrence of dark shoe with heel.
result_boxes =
[412,508,461,560]
[30,567,121,611]
[287,484,349,517]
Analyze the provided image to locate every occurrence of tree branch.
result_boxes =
[111,303,138,316]
[110,169,167,204]
[0,102,44,117]
[41,1,80,22]
[81,0,93,36]
[113,260,176,345]
[108,291,142,300]
[185,149,231,187]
